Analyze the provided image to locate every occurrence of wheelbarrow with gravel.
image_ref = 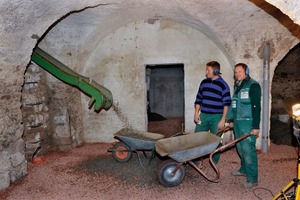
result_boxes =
[155,127,252,187]
[107,128,166,163]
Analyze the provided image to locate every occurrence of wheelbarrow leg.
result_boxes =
[187,160,220,183]
[191,133,253,182]
[192,158,204,169]
[136,149,156,167]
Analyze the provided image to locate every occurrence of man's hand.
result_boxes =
[251,129,260,138]
[194,104,201,124]
[194,113,200,124]
[218,119,225,130]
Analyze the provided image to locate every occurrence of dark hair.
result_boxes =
[234,63,250,75]
[207,61,221,75]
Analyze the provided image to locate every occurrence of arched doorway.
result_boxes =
[270,43,300,146]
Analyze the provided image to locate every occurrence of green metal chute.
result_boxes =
[31,47,113,112]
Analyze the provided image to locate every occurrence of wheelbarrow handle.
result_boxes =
[205,133,253,182]
[214,125,233,136]
[215,133,253,152]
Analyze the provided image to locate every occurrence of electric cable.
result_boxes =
[252,187,275,199]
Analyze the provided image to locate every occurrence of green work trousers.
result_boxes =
[195,112,223,164]
[234,120,258,183]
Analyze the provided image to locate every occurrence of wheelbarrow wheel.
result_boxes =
[112,142,132,162]
[157,159,185,187]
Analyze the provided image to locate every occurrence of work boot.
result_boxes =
[231,170,246,177]
[242,181,258,189]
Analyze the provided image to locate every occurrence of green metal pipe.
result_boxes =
[31,47,113,112]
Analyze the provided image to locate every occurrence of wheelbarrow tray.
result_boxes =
[155,132,222,162]
[114,128,165,150]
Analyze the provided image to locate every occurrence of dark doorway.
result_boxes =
[146,64,184,137]
[270,43,300,146]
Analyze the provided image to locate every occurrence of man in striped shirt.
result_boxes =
[194,61,231,164]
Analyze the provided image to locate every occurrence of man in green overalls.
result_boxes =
[226,63,261,189]
[194,61,231,164]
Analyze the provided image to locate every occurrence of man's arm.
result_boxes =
[194,104,201,124]
[249,82,261,137]
[218,106,229,129]
[249,83,261,129]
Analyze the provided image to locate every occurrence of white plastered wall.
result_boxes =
[82,19,233,143]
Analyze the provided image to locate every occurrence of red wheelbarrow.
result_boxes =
[155,127,252,187]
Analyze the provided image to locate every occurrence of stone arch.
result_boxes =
[270,42,300,146]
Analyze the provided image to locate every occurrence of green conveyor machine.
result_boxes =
[31,47,113,112]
